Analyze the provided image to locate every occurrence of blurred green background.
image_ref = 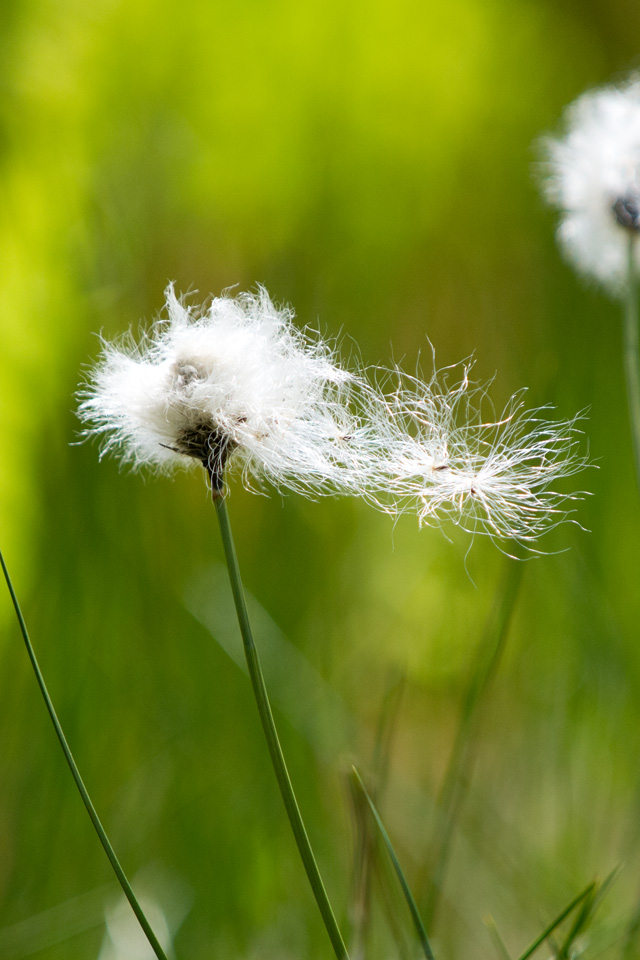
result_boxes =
[1,1,640,957]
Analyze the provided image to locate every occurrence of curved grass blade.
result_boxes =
[515,882,595,960]
[373,853,416,960]
[556,886,596,960]
[351,766,436,960]
[0,548,169,960]
[556,866,619,960]
[349,671,406,959]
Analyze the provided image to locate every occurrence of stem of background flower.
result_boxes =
[0,548,169,960]
[213,494,350,960]
[623,235,640,494]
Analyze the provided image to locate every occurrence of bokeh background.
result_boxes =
[1,1,640,957]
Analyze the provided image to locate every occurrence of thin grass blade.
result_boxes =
[515,882,596,960]
[349,671,405,958]
[556,866,619,960]
[351,766,436,960]
[0,548,169,960]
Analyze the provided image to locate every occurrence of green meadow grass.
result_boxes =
[1,1,640,956]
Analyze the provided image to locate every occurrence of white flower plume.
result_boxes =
[541,76,640,294]
[78,285,588,547]
[79,284,382,497]
[377,362,588,547]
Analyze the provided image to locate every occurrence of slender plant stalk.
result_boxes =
[422,559,523,929]
[213,493,350,960]
[624,234,640,493]
[0,549,169,960]
[485,877,604,960]
[348,771,374,960]
[351,767,436,960]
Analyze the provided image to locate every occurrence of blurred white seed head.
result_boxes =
[79,285,588,548]
[541,77,640,294]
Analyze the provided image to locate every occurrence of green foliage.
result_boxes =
[1,0,639,957]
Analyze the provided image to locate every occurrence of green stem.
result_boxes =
[623,234,640,493]
[0,549,169,960]
[213,494,349,960]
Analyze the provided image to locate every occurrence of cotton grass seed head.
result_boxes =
[542,77,640,294]
[379,361,589,549]
[79,284,589,549]
[78,284,380,497]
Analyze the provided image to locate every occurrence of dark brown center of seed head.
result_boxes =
[613,193,640,231]
[177,424,237,495]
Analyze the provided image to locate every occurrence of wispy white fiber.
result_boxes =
[541,77,640,293]
[378,361,587,547]
[78,285,587,547]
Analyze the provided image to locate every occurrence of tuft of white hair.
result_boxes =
[377,361,589,549]
[78,286,588,549]
[541,77,640,294]
[78,284,372,497]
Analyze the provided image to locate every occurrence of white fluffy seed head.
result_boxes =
[78,285,588,549]
[541,77,640,294]
[374,362,589,549]
[78,284,364,495]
